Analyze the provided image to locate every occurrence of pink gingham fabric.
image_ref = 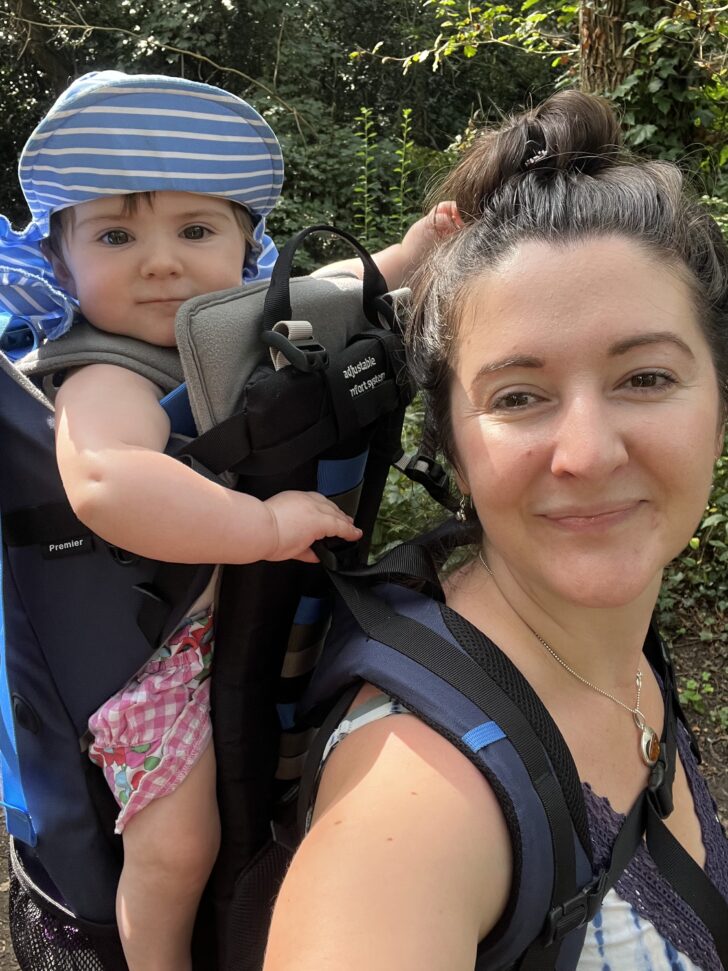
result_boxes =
[88,610,214,833]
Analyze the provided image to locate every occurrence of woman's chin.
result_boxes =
[530,561,663,611]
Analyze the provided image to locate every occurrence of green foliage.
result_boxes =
[350,105,430,252]
[658,449,728,644]
[679,670,715,715]
[609,4,726,162]
[354,107,379,246]
[679,671,728,730]
[367,0,727,170]
[371,398,450,556]
[393,108,416,239]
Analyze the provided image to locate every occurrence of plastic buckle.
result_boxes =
[262,329,329,372]
[0,321,35,356]
[540,871,608,946]
[647,754,674,818]
[395,452,449,494]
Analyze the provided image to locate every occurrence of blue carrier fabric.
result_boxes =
[294,532,728,971]
[0,330,212,971]
[0,225,413,971]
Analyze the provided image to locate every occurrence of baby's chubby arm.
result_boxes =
[55,363,361,564]
[315,201,464,290]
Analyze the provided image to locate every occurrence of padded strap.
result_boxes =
[327,570,582,965]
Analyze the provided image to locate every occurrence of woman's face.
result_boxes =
[450,236,724,609]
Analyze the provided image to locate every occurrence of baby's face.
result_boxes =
[50,191,247,346]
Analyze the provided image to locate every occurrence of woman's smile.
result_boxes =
[539,500,645,533]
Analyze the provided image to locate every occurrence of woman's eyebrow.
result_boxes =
[474,333,695,380]
[608,332,695,358]
[475,355,544,379]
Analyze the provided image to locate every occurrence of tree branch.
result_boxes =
[2,7,314,137]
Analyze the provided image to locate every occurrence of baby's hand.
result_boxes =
[400,201,464,272]
[264,491,363,563]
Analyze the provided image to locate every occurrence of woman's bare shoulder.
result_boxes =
[264,690,513,971]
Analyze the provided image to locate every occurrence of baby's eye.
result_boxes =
[181,225,211,240]
[101,230,131,246]
[491,390,543,411]
[623,371,676,391]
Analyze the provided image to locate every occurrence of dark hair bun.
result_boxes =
[441,90,624,220]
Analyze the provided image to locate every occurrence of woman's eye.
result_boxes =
[100,230,130,245]
[181,225,210,240]
[624,371,676,391]
[492,391,541,411]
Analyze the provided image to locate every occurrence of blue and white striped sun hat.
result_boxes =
[0,71,284,340]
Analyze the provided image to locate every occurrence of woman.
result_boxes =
[263,91,728,970]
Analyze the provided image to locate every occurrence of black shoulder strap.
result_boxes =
[642,648,728,967]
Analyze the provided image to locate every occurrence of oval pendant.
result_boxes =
[640,726,660,766]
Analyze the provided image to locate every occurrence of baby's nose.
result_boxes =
[139,244,184,277]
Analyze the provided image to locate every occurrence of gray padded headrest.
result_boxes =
[175,273,375,434]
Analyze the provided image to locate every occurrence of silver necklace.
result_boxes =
[477,551,660,767]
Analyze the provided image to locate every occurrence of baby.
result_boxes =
[0,71,459,971]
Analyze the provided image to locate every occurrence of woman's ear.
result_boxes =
[40,240,77,298]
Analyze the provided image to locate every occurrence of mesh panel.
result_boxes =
[442,606,591,855]
[8,852,126,971]
[223,839,291,971]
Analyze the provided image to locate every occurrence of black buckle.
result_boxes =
[540,871,608,945]
[261,330,329,372]
[0,322,35,354]
[395,452,454,508]
[647,754,674,818]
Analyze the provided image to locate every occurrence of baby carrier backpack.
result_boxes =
[0,225,414,971]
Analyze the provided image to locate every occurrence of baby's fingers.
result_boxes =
[432,200,464,236]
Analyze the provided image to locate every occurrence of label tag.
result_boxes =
[41,535,94,559]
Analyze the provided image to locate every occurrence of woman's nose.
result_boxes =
[550,396,629,479]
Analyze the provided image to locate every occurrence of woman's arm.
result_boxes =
[264,707,512,971]
[55,363,360,563]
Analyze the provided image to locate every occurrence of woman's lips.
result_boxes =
[541,501,643,531]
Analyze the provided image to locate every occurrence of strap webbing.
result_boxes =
[262,224,389,333]
[647,799,728,965]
